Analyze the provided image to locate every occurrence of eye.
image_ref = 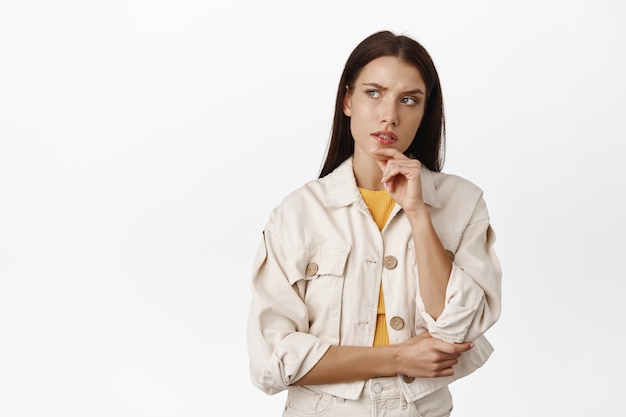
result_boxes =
[367,89,381,99]
[401,96,419,105]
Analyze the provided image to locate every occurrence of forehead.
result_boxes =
[357,56,425,90]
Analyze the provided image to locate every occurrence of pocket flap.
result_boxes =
[284,242,351,285]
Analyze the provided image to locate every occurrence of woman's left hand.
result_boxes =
[370,147,425,214]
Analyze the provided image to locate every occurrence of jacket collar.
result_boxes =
[325,157,441,209]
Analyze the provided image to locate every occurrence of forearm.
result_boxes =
[295,345,397,385]
[295,333,473,386]
[406,205,452,320]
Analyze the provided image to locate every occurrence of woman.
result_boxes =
[247,30,502,416]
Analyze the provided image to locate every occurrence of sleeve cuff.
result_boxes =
[419,263,485,343]
[259,332,331,393]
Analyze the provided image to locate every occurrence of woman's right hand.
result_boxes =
[393,332,473,378]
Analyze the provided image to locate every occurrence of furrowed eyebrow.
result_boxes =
[403,88,425,95]
[362,82,425,95]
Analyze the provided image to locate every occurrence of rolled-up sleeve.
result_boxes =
[421,197,502,343]
[247,228,331,395]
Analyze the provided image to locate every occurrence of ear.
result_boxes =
[343,85,352,117]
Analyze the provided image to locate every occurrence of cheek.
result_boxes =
[356,98,378,114]
[351,103,374,126]
[402,110,424,129]
[415,108,426,124]
[416,114,425,129]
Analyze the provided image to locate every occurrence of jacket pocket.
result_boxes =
[284,242,351,344]
[284,242,351,283]
[407,232,461,268]
[284,386,333,416]
[438,232,462,262]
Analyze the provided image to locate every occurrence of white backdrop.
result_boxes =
[1,1,625,416]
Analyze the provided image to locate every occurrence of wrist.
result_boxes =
[404,203,430,224]
[384,344,403,376]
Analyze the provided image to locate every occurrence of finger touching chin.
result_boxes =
[370,148,398,159]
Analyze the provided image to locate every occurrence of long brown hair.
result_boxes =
[319,31,446,178]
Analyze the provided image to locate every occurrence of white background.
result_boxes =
[1,0,625,416]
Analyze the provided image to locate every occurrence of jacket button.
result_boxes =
[445,250,455,262]
[403,375,416,383]
[305,263,318,277]
[383,255,398,270]
[389,316,404,330]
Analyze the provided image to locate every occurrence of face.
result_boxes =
[343,56,426,164]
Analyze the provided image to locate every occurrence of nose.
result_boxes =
[380,100,398,126]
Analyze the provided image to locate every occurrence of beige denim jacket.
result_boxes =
[247,157,502,402]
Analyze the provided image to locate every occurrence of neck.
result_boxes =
[353,152,384,190]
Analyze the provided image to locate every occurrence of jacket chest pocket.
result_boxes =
[438,232,462,262]
[284,242,351,344]
[408,232,462,267]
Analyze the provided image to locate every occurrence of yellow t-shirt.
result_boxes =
[358,187,395,347]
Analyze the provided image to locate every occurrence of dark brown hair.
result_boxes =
[319,31,446,178]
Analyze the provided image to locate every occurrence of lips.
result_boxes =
[372,131,398,145]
